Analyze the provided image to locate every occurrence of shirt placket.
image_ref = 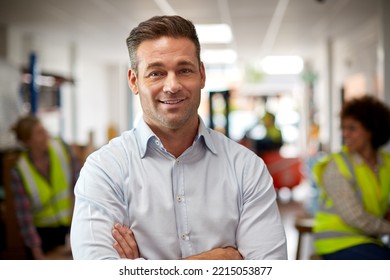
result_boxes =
[172,158,192,257]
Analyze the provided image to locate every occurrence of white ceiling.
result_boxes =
[0,0,381,67]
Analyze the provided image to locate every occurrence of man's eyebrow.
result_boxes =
[145,62,164,71]
[145,60,197,70]
[177,60,197,67]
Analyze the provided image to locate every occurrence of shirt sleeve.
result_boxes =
[70,150,128,259]
[235,154,288,259]
[322,160,390,235]
[10,168,42,248]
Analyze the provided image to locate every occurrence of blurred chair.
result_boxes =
[294,217,320,260]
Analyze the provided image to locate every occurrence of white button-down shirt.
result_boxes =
[70,117,287,259]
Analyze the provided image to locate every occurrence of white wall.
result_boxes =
[72,49,109,147]
[5,26,130,148]
[311,16,381,153]
[0,59,22,149]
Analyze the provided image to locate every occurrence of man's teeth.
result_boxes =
[163,100,181,104]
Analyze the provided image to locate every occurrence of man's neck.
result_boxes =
[148,119,199,158]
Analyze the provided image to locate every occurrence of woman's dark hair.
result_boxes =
[11,114,40,142]
[126,15,201,74]
[340,95,390,150]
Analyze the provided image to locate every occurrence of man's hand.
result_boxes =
[182,246,243,260]
[112,224,242,260]
[112,223,140,259]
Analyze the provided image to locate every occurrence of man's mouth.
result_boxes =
[161,99,184,104]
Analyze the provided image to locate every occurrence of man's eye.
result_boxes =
[147,71,165,78]
[179,69,192,74]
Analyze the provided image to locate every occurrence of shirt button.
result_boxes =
[155,140,160,146]
[177,195,184,202]
[181,233,189,240]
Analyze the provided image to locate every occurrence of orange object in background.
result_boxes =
[260,151,303,190]
[238,138,303,190]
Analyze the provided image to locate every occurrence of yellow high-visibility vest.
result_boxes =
[16,139,72,227]
[312,146,390,255]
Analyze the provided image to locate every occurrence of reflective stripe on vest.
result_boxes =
[50,139,71,184]
[39,207,71,224]
[18,158,44,210]
[16,139,72,227]
[314,231,361,239]
[316,151,363,214]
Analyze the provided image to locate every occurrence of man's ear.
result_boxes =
[127,68,138,95]
[200,62,206,89]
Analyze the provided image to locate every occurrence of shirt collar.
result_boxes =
[197,118,218,155]
[134,116,218,158]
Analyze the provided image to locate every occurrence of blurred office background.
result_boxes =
[1,0,390,259]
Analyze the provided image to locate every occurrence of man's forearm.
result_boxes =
[112,224,243,260]
[181,247,243,260]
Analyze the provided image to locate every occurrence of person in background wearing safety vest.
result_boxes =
[10,114,80,259]
[242,111,283,155]
[255,111,283,154]
[313,95,390,259]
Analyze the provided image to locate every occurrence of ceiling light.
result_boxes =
[195,24,233,44]
[261,55,304,75]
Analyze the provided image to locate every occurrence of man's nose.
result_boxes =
[163,73,182,93]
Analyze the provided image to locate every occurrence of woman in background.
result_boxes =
[313,95,390,259]
[10,114,79,259]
